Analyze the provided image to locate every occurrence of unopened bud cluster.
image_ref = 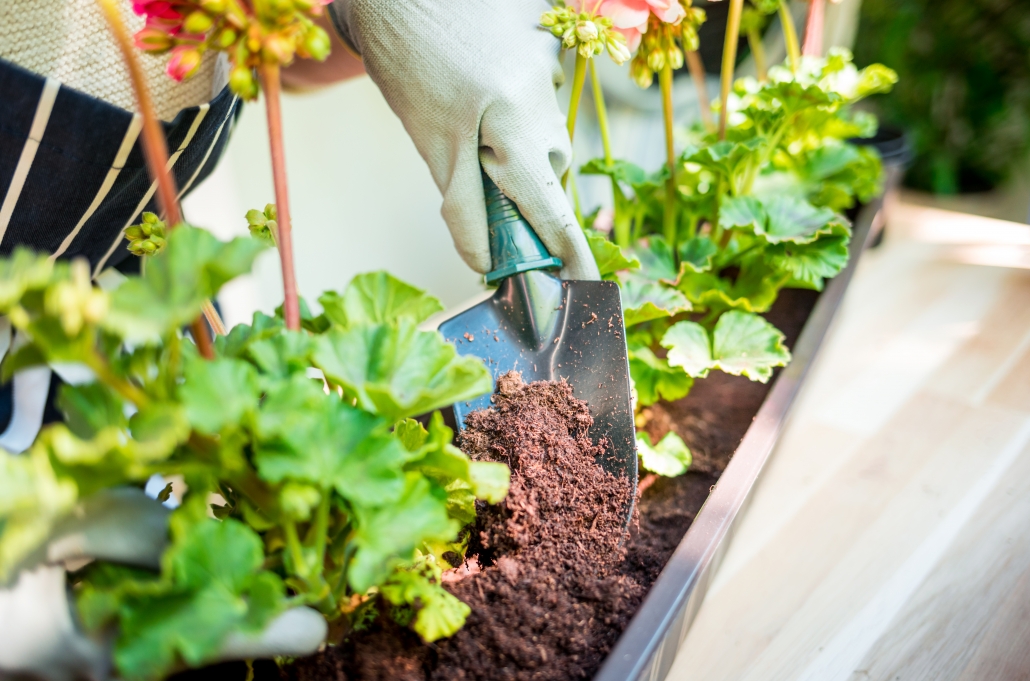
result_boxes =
[541,6,631,64]
[125,212,168,256]
[132,0,332,99]
[630,1,705,88]
[246,204,279,248]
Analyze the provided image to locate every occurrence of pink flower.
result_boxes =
[165,45,202,81]
[570,0,686,51]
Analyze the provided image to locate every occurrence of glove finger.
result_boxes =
[45,488,170,571]
[481,132,600,282]
[217,606,327,660]
[440,144,492,274]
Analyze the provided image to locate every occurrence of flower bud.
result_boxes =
[607,37,631,65]
[141,212,160,224]
[669,45,684,70]
[575,20,598,43]
[183,10,214,35]
[200,0,227,14]
[229,65,258,99]
[262,33,295,65]
[303,26,331,61]
[216,27,238,48]
[647,48,665,72]
[166,45,203,81]
[133,27,174,53]
[125,226,145,240]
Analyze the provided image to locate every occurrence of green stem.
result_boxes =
[660,62,677,248]
[284,519,308,579]
[562,52,589,190]
[719,0,746,140]
[86,351,150,408]
[313,492,330,571]
[590,59,613,166]
[779,0,801,74]
[747,27,768,81]
[569,172,584,228]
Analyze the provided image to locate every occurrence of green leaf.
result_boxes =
[100,518,287,681]
[254,375,409,507]
[245,331,315,380]
[662,311,791,382]
[628,345,693,406]
[719,195,766,233]
[767,230,850,291]
[0,447,77,583]
[468,461,510,504]
[312,320,492,421]
[380,556,470,642]
[178,357,259,434]
[620,275,691,328]
[0,248,53,311]
[127,403,191,462]
[683,139,763,182]
[631,236,679,282]
[216,312,282,359]
[395,418,429,452]
[58,382,126,438]
[106,227,265,343]
[320,272,444,329]
[585,231,640,280]
[855,63,898,99]
[349,474,459,592]
[761,196,838,244]
[678,237,718,274]
[637,432,692,477]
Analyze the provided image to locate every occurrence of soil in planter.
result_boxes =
[237,288,820,681]
[283,371,640,681]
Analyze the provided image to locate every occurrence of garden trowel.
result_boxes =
[427,173,637,489]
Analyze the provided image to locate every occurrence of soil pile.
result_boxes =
[287,372,640,681]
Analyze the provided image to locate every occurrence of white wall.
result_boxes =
[182,75,483,329]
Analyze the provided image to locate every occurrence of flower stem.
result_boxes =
[659,62,677,247]
[86,350,150,408]
[779,0,802,74]
[685,50,713,130]
[802,0,825,57]
[190,318,215,359]
[589,59,612,166]
[562,53,589,190]
[95,0,225,344]
[719,0,745,140]
[746,27,768,81]
[258,63,301,332]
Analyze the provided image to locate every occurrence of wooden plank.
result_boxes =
[666,203,1030,681]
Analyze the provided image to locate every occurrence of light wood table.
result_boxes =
[668,199,1030,681]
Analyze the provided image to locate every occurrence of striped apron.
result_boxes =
[0,56,241,452]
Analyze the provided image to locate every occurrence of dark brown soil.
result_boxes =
[242,288,820,681]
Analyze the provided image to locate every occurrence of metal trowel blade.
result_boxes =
[426,270,637,489]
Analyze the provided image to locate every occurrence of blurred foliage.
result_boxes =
[855,0,1030,194]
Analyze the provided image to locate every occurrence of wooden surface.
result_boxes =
[668,198,1030,681]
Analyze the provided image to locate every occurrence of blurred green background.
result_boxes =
[856,0,1030,195]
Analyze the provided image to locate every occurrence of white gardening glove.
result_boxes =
[0,488,326,681]
[329,0,600,281]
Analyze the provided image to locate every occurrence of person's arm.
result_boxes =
[281,14,365,91]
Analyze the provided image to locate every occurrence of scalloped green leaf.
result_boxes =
[620,275,691,327]
[319,271,444,329]
[662,311,791,382]
[586,231,640,280]
[637,431,692,477]
[312,320,492,421]
[628,345,694,406]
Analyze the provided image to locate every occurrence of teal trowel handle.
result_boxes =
[483,172,563,284]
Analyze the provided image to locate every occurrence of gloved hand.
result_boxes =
[329,0,601,281]
[0,488,326,681]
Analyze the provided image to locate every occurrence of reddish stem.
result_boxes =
[637,473,659,498]
[259,63,301,331]
[96,0,219,357]
[802,0,826,57]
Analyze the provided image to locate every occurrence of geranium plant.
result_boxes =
[549,0,897,476]
[0,2,510,679]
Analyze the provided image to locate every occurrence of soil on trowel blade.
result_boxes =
[284,372,639,681]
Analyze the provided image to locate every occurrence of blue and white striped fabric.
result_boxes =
[0,56,241,451]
